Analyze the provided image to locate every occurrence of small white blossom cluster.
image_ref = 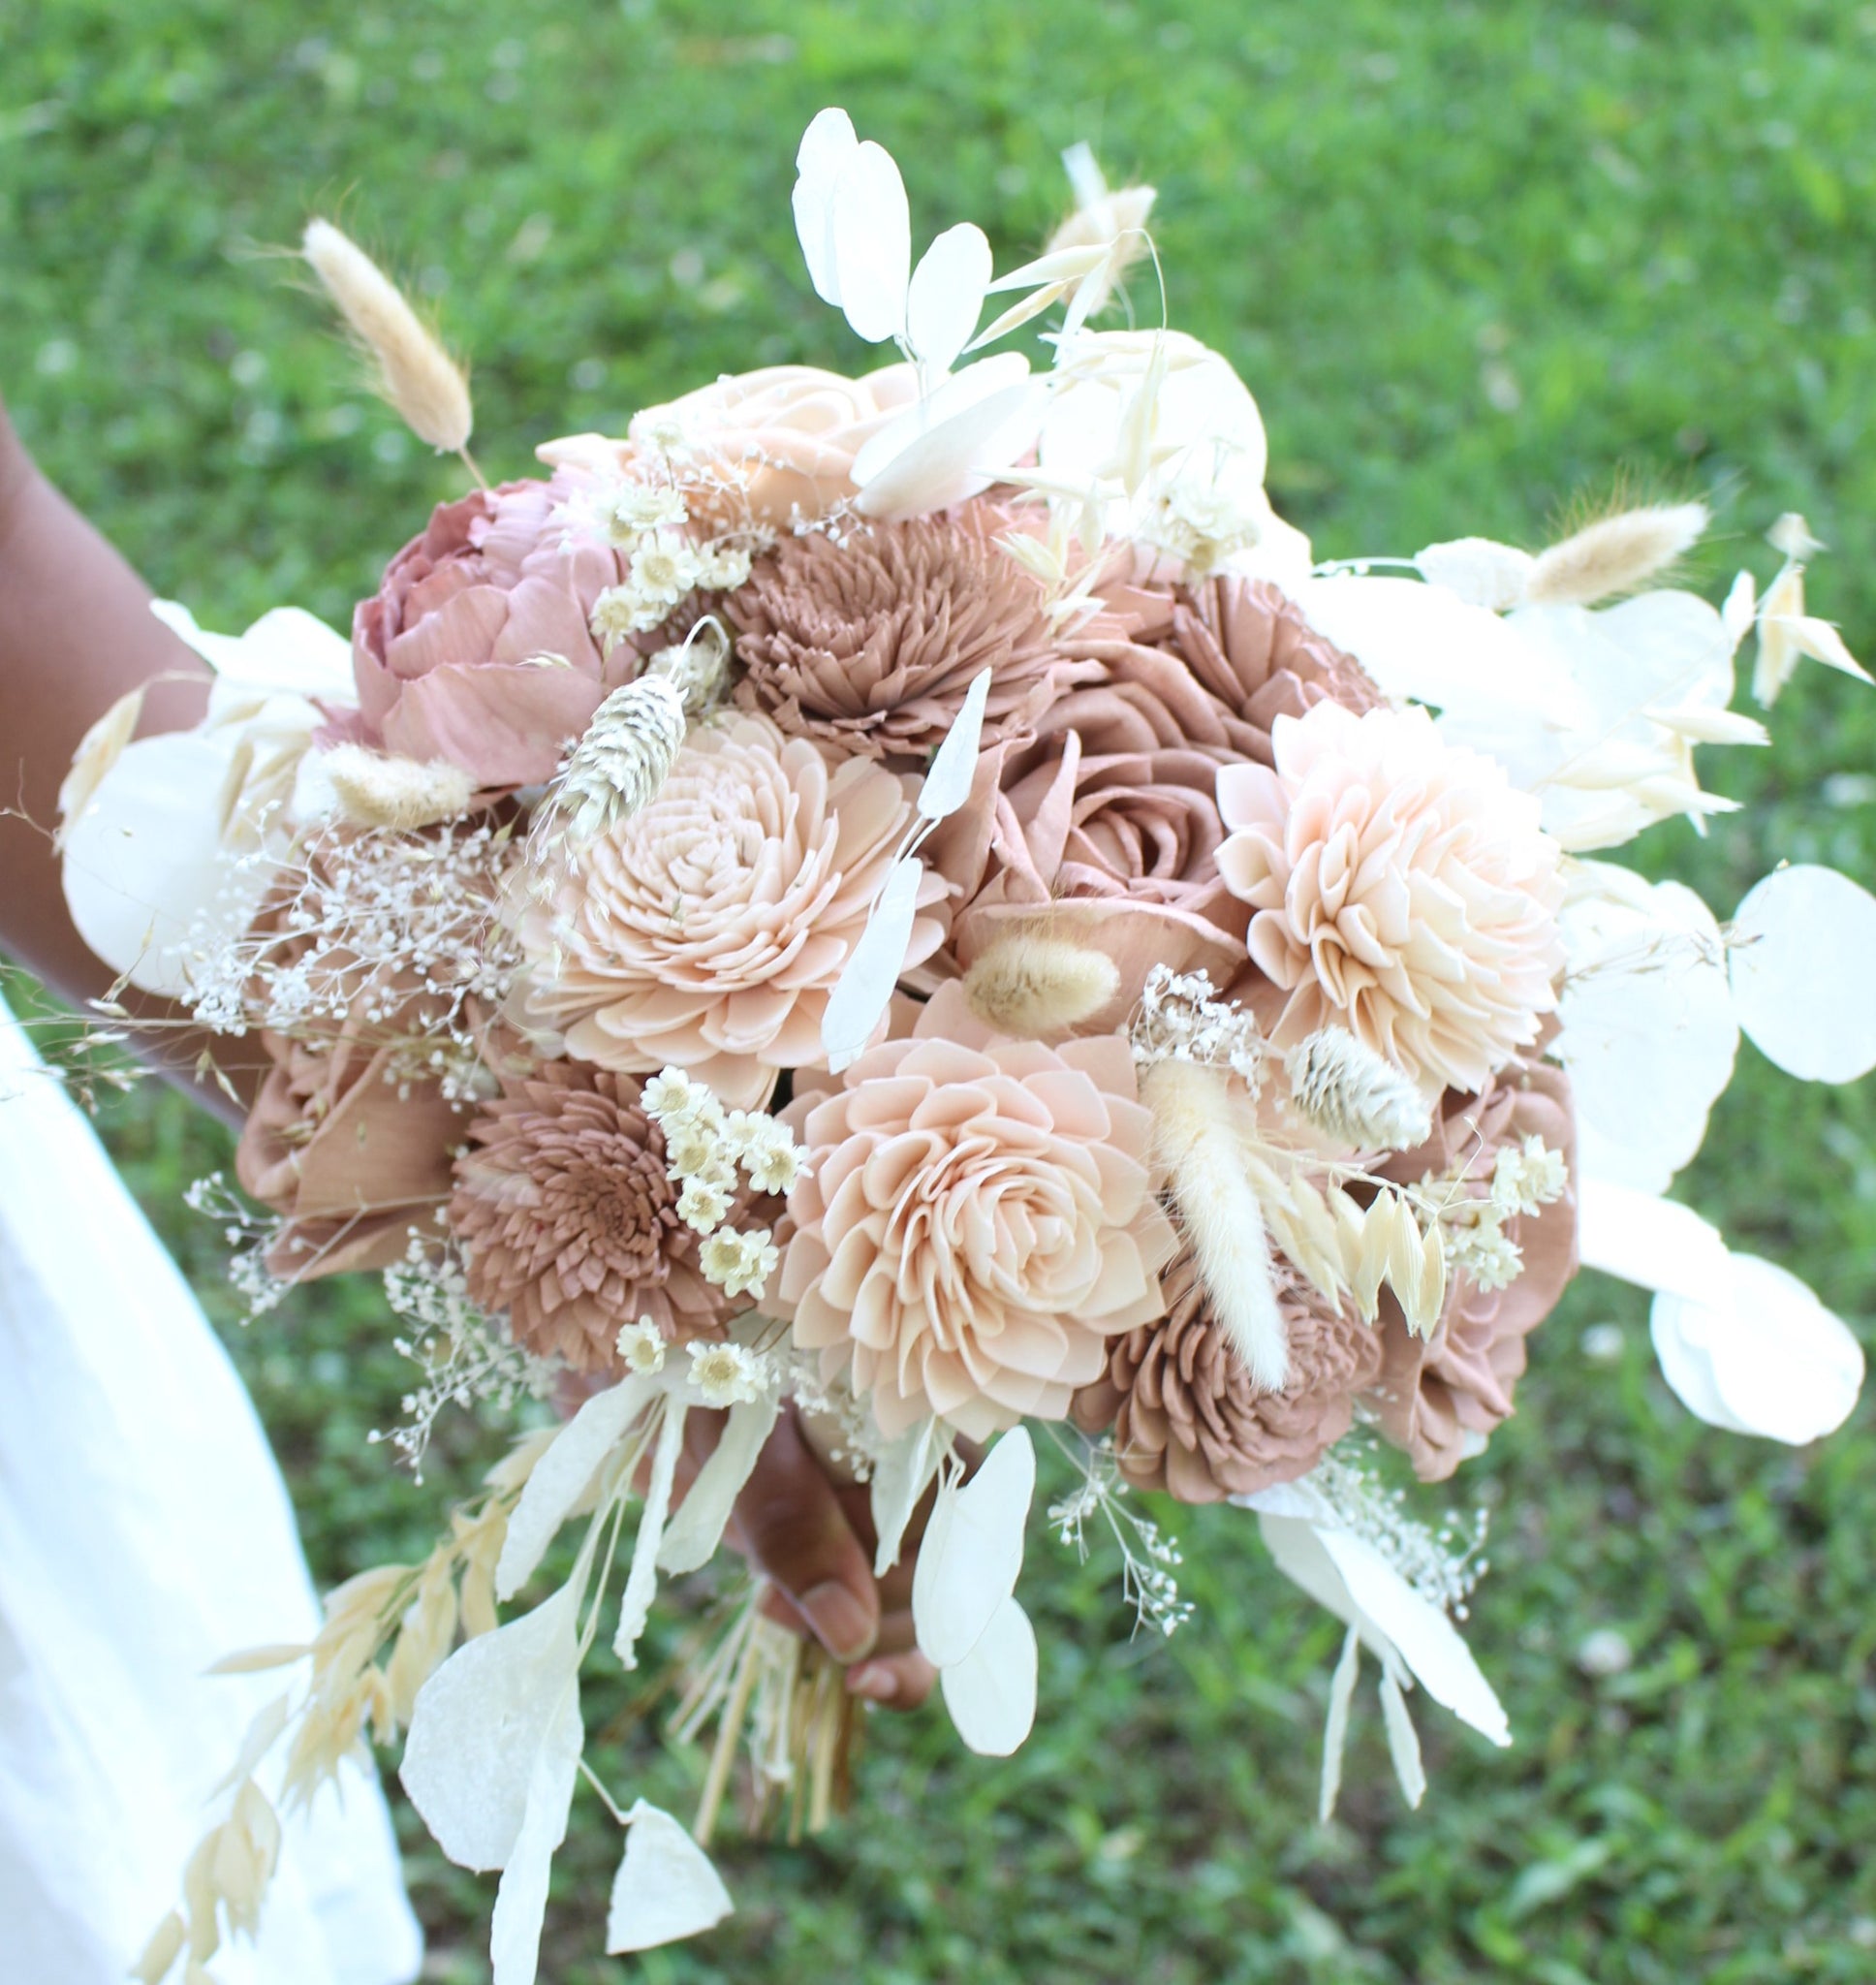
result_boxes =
[184,1172,293,1318]
[1304,1445,1488,1620]
[1423,1132,1568,1294]
[769,1346,881,1480]
[641,1067,803,1304]
[1130,962,1266,1089]
[586,476,763,646]
[1048,1433,1195,1639]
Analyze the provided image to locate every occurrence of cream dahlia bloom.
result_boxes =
[516,712,946,1108]
[1216,702,1565,1093]
[774,984,1177,1440]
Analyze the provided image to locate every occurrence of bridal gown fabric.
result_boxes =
[0,998,423,1985]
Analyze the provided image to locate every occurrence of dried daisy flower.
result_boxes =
[615,1318,669,1374]
[699,1225,780,1301]
[686,1339,772,1408]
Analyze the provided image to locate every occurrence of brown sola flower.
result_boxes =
[449,1060,735,1372]
[722,501,1099,766]
[1072,1249,1384,1504]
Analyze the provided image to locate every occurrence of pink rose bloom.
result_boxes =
[335,476,633,790]
[773,983,1178,1439]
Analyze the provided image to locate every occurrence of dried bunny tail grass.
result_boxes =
[321,744,475,831]
[963,930,1119,1036]
[302,219,473,455]
[1284,1027,1432,1152]
[1524,499,1708,607]
[1141,1058,1289,1393]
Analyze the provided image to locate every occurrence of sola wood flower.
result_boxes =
[1072,1252,1383,1503]
[1218,701,1565,1094]
[773,983,1178,1439]
[724,505,1089,766]
[449,1061,733,1371]
[516,712,946,1109]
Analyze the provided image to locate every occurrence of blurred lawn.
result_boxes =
[6,3,1876,1980]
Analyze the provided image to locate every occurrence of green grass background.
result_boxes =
[6,2,1876,1979]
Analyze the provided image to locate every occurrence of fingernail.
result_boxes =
[847,1662,898,1703]
[799,1581,876,1661]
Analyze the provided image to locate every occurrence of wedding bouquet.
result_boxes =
[60,110,1875,1984]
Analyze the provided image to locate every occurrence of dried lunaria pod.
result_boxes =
[302,219,474,456]
[962,931,1119,1036]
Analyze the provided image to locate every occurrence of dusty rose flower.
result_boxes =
[1072,1252,1383,1503]
[1369,1053,1579,1481]
[334,476,633,790]
[237,1023,467,1280]
[516,712,946,1110]
[450,1061,731,1371]
[725,504,1094,766]
[773,983,1177,1440]
[1044,571,1381,768]
[1217,701,1566,1093]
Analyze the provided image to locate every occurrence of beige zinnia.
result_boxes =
[1217,701,1566,1094]
[773,984,1177,1439]
[515,712,945,1109]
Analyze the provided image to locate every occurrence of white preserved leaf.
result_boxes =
[1574,1176,1735,1310]
[918,668,992,821]
[606,1801,735,1952]
[1413,536,1535,611]
[822,856,926,1071]
[612,1401,688,1668]
[658,1396,780,1576]
[488,1720,584,1985]
[792,107,858,305]
[912,1427,1035,1669]
[868,1414,949,1578]
[1651,1253,1864,1444]
[832,139,912,344]
[400,1584,583,1873]
[1376,1663,1427,1809]
[938,1594,1038,1756]
[851,354,1041,520]
[906,222,991,376]
[1319,1628,1361,1823]
[1729,865,1876,1083]
[496,1375,651,1599]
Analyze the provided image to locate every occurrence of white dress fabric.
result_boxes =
[0,997,423,1985]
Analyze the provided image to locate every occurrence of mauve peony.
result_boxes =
[1369,1052,1579,1480]
[515,712,946,1110]
[335,476,634,791]
[1217,701,1566,1094]
[773,983,1177,1440]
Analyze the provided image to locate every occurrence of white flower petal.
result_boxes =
[832,139,912,344]
[1575,1176,1735,1310]
[822,855,926,1071]
[496,1375,652,1600]
[906,222,991,376]
[1652,1253,1863,1445]
[912,1426,1035,1669]
[792,108,858,305]
[1729,865,1876,1083]
[938,1593,1038,1756]
[658,1396,780,1577]
[606,1801,735,1952]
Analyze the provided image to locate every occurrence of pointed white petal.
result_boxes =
[1721,570,1757,649]
[792,108,858,304]
[869,1415,950,1579]
[906,222,991,376]
[488,1714,583,1985]
[1319,1628,1361,1823]
[1575,1177,1734,1309]
[939,1594,1037,1756]
[917,669,992,821]
[400,1585,583,1873]
[658,1396,780,1576]
[605,1801,734,1952]
[822,855,925,1071]
[913,1428,1035,1669]
[1729,865,1876,1083]
[1376,1663,1427,1809]
[496,1377,652,1600]
[832,139,912,344]
[612,1401,688,1668]
[1652,1253,1863,1444]
[984,242,1114,293]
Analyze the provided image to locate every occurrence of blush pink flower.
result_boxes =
[772,983,1178,1439]
[1217,701,1566,1093]
[515,713,946,1110]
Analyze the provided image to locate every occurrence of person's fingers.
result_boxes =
[728,1409,879,1663]
[847,1647,937,1709]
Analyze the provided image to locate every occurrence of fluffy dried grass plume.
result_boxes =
[1284,1026,1432,1152]
[1047,142,1157,318]
[962,930,1120,1037]
[1523,500,1708,607]
[302,219,473,455]
[321,744,475,831]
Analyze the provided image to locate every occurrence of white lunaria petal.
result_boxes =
[658,1396,780,1576]
[1376,1663,1427,1809]
[832,139,912,344]
[906,222,991,376]
[1413,537,1536,612]
[868,1415,949,1579]
[606,1801,735,1952]
[913,1426,1035,1670]
[1729,865,1876,1083]
[823,856,926,1071]
[918,667,992,821]
[793,108,859,304]
[1652,1254,1863,1445]
[488,1721,584,1985]
[939,1594,1038,1756]
[496,1376,651,1600]
[1575,1176,1735,1311]
[400,1586,582,1873]
[852,356,1041,520]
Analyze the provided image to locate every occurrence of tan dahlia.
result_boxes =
[450,1061,732,1371]
[515,712,946,1109]
[773,983,1177,1440]
[1217,701,1565,1093]
[724,505,1091,766]
[1072,1252,1383,1503]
